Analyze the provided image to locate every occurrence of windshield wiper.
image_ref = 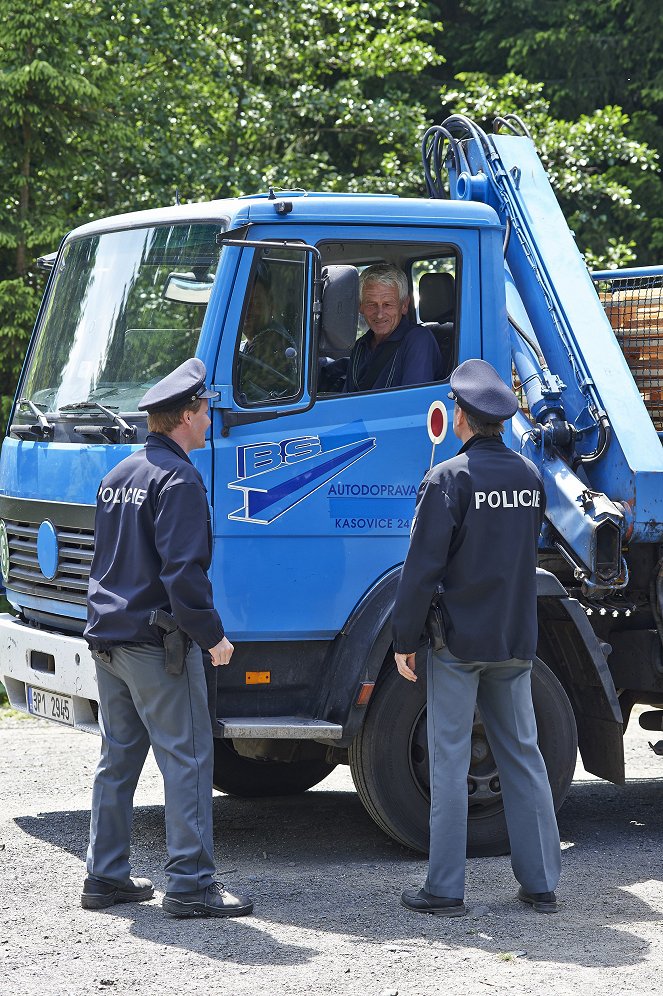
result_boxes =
[9,399,55,440]
[60,401,137,443]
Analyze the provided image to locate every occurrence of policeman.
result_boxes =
[392,358,561,917]
[82,357,253,919]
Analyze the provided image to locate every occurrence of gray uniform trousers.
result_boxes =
[425,648,561,900]
[86,642,216,893]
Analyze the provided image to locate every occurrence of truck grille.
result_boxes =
[594,269,663,430]
[4,517,94,605]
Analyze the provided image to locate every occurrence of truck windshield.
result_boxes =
[20,221,225,414]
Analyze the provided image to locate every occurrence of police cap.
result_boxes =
[138,357,219,413]
[448,358,518,421]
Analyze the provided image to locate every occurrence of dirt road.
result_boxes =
[1,711,662,996]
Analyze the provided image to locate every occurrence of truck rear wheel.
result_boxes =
[213,739,337,797]
[348,656,577,856]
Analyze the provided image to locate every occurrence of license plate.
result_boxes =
[27,685,74,726]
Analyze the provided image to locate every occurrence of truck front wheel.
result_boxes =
[348,656,577,856]
[213,739,337,797]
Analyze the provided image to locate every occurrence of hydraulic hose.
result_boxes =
[492,114,532,138]
[572,413,611,470]
[421,126,461,198]
[508,313,548,370]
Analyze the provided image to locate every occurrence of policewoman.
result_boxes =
[82,358,253,919]
[392,358,561,917]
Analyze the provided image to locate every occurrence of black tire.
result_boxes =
[349,656,577,856]
[213,738,337,797]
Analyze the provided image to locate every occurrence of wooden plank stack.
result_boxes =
[600,283,663,430]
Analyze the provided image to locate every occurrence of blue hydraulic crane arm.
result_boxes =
[428,114,663,548]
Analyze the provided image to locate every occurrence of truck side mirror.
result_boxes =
[320,265,359,358]
[163,271,214,305]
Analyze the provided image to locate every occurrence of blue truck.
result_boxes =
[2,112,663,857]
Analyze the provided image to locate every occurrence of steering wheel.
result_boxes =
[238,349,296,389]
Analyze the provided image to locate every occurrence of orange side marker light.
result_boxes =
[246,671,271,684]
[356,682,375,707]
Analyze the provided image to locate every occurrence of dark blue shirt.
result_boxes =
[85,433,225,652]
[345,317,443,392]
[392,435,545,661]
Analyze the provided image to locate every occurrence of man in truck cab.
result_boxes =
[344,263,443,391]
[82,358,254,920]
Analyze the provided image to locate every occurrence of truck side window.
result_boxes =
[413,258,457,380]
[316,245,459,394]
[235,249,307,405]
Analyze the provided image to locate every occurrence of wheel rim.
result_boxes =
[467,711,504,819]
[408,706,504,819]
[408,704,430,799]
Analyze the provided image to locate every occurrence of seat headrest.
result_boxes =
[419,272,455,324]
[320,265,359,357]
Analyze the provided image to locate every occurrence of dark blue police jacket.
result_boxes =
[344,318,443,392]
[391,435,546,662]
[85,433,225,652]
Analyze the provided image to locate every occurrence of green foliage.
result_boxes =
[0,0,105,270]
[88,0,441,204]
[0,277,41,420]
[443,73,658,267]
[0,0,108,407]
[435,0,663,120]
[0,0,660,402]
[0,0,442,408]
[433,0,663,262]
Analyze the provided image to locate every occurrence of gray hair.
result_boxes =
[359,263,409,305]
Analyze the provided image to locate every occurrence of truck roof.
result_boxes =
[64,191,501,241]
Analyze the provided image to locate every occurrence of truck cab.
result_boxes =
[0,190,534,853]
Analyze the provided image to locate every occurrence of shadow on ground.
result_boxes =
[14,775,663,969]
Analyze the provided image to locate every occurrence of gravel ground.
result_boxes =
[1,709,662,996]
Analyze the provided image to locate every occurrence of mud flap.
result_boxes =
[537,584,624,784]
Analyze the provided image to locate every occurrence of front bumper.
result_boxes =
[0,612,99,732]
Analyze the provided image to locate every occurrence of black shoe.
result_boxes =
[517,887,558,913]
[401,887,466,917]
[162,882,253,918]
[81,875,154,910]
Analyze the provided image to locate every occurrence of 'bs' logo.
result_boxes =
[229,433,375,524]
[236,436,322,479]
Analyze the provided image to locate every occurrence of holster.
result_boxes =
[425,586,447,652]
[162,627,191,676]
[149,608,191,676]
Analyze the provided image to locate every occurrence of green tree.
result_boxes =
[441,73,657,267]
[1,0,660,427]
[89,0,441,205]
[432,0,663,261]
[0,0,106,411]
[0,0,442,415]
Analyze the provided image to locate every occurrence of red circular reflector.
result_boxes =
[427,401,448,444]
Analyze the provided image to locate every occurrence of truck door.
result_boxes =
[211,227,486,641]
